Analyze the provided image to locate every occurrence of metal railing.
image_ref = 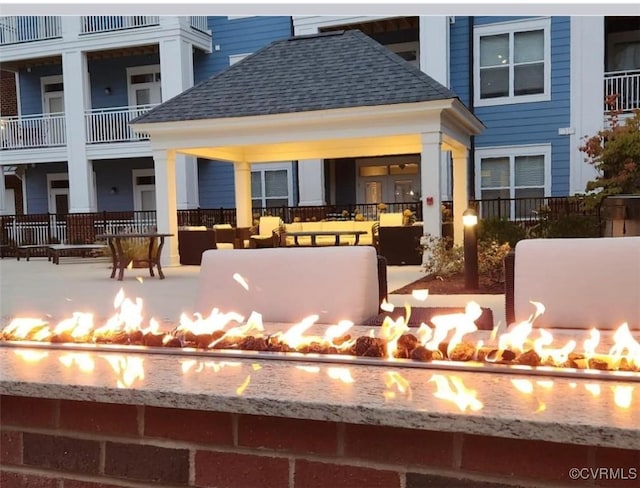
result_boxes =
[189,16,209,33]
[80,16,160,34]
[85,104,157,144]
[0,113,66,149]
[604,70,640,114]
[0,16,61,45]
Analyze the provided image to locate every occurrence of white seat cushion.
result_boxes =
[379,213,403,227]
[514,237,640,329]
[197,246,380,324]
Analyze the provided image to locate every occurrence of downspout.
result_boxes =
[468,16,476,200]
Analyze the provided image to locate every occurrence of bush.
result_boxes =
[422,234,464,278]
[478,218,526,247]
[478,240,511,284]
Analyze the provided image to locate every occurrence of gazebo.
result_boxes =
[131,30,484,265]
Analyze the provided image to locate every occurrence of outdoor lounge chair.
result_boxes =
[248,216,283,248]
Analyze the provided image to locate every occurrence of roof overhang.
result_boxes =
[131,99,484,163]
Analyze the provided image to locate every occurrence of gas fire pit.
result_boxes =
[1,289,639,488]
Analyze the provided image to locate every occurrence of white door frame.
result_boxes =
[126,65,162,107]
[132,168,156,211]
[41,75,64,114]
[46,172,69,214]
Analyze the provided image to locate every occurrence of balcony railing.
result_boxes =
[80,16,160,34]
[0,113,66,150]
[0,16,61,45]
[604,69,640,114]
[85,104,157,144]
[190,16,209,33]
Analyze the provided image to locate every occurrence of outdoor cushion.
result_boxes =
[379,213,404,227]
[197,246,380,324]
[513,237,640,329]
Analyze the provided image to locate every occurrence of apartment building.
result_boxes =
[1,15,638,223]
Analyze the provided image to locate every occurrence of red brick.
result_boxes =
[59,400,138,436]
[0,471,57,488]
[294,459,401,488]
[594,447,640,487]
[0,431,21,465]
[195,450,289,488]
[144,406,233,445]
[462,434,590,482]
[238,414,338,455]
[344,424,453,467]
[105,441,189,484]
[23,433,100,475]
[0,396,57,428]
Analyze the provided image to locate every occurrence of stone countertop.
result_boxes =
[1,345,639,450]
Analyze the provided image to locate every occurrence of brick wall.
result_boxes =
[1,395,638,488]
[0,70,18,117]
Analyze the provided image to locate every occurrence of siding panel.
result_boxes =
[19,64,63,115]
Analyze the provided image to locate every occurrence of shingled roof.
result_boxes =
[132,29,459,124]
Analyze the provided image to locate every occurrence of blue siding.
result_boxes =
[449,17,472,106]
[193,16,292,83]
[469,16,571,196]
[89,54,160,109]
[25,162,67,213]
[194,16,292,208]
[198,159,236,208]
[19,64,63,115]
[93,158,154,211]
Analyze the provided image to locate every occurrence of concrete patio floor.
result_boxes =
[0,255,505,326]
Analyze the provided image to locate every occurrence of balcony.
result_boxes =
[0,16,61,45]
[189,16,209,33]
[85,104,157,144]
[0,113,66,150]
[80,16,160,34]
[604,69,640,114]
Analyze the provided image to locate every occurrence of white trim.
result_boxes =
[46,172,69,214]
[126,64,161,107]
[41,74,64,114]
[227,16,255,20]
[229,53,251,66]
[475,144,552,201]
[250,161,294,207]
[14,71,22,116]
[22,173,28,214]
[474,17,551,107]
[132,168,156,211]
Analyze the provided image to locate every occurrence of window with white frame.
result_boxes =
[251,164,292,208]
[476,145,551,220]
[474,18,551,106]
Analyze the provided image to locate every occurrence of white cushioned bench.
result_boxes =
[509,237,640,330]
[196,246,381,324]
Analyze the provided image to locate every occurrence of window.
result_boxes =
[126,65,162,107]
[476,145,551,220]
[474,18,550,106]
[251,164,292,208]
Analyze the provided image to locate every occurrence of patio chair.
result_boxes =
[249,216,283,248]
[379,212,404,227]
[213,224,237,250]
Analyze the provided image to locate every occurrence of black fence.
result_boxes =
[0,197,601,255]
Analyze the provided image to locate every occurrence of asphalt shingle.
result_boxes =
[132,30,459,124]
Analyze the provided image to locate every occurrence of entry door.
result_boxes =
[364,181,383,204]
[128,68,162,107]
[133,169,156,212]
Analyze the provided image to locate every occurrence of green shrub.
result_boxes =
[478,240,511,284]
[478,218,526,247]
[545,215,601,238]
[422,234,464,278]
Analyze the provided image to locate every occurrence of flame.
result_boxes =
[412,289,429,301]
[427,301,480,356]
[102,355,145,388]
[430,374,483,412]
[323,320,354,346]
[511,379,534,394]
[277,315,319,350]
[499,301,545,354]
[327,367,354,383]
[533,329,576,365]
[236,375,251,395]
[136,276,144,284]
[583,328,601,360]
[380,299,394,312]
[59,352,95,373]
[609,323,640,369]
[3,318,49,341]
[380,314,410,359]
[612,385,633,409]
[54,313,94,341]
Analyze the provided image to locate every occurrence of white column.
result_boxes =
[60,16,81,42]
[160,37,199,209]
[297,159,325,205]
[420,132,443,239]
[62,49,95,212]
[452,148,469,247]
[0,168,6,215]
[419,16,450,86]
[234,160,253,228]
[153,149,179,267]
[569,17,604,195]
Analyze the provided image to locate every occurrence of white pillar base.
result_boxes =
[153,149,180,267]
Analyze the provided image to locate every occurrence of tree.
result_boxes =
[579,95,640,205]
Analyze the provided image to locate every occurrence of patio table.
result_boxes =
[286,230,367,246]
[96,232,173,281]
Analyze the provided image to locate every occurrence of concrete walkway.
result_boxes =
[0,256,505,326]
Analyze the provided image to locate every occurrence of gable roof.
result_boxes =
[132,29,460,124]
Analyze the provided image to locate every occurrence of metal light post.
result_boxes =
[463,208,479,291]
